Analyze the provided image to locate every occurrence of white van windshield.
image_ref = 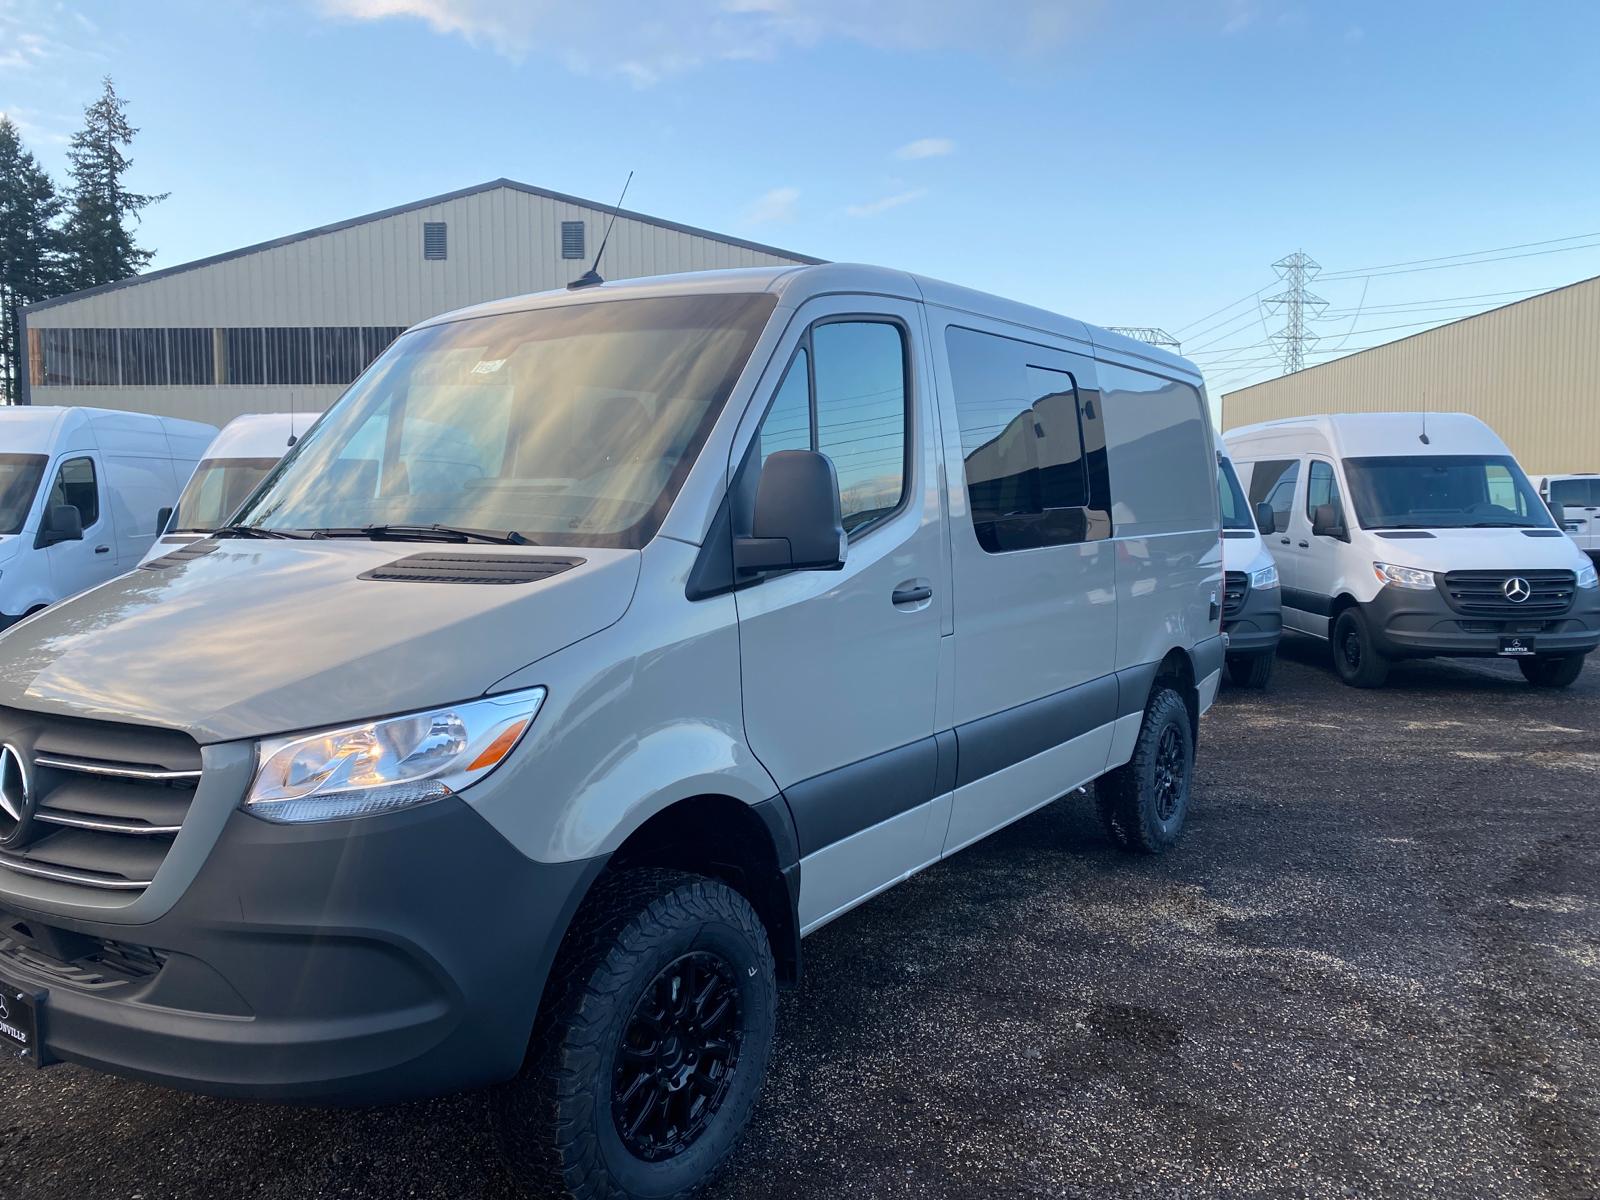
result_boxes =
[1342,454,1554,530]
[233,293,778,548]
[1217,458,1254,531]
[172,457,282,532]
[0,454,47,536]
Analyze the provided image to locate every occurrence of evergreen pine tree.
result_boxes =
[61,77,166,292]
[0,116,66,404]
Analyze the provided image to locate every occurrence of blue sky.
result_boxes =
[3,0,1599,394]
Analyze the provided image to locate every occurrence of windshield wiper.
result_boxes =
[314,524,535,546]
[1462,521,1542,528]
[211,525,312,540]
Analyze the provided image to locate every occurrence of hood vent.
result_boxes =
[1521,529,1564,538]
[139,540,220,570]
[359,552,585,585]
[1374,531,1436,540]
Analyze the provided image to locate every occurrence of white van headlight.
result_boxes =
[245,687,546,823]
[1373,562,1435,590]
[1578,562,1599,590]
[1249,563,1279,590]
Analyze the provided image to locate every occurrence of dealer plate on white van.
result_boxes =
[1498,636,1536,657]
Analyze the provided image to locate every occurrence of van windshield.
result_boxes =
[1217,457,1255,531]
[0,454,47,536]
[172,457,282,532]
[1342,454,1554,530]
[233,293,778,548]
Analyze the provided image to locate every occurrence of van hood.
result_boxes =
[1362,527,1592,574]
[0,540,641,744]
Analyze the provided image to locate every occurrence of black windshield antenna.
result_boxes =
[569,170,634,290]
[1420,395,1430,445]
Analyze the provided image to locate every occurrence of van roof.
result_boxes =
[0,406,216,454]
[410,263,1202,383]
[206,411,324,460]
[1224,411,1512,460]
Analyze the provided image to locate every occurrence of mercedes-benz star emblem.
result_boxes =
[0,744,34,847]
[1503,576,1532,604]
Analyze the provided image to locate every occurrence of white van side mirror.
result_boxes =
[734,450,847,576]
[1311,503,1348,541]
[1253,501,1275,535]
[157,506,174,535]
[38,504,85,548]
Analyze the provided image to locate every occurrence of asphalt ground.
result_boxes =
[0,637,1596,1199]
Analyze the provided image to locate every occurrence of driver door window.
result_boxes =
[1306,459,1343,528]
[48,456,100,530]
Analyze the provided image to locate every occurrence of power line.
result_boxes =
[1320,239,1600,281]
[1171,283,1274,335]
[1319,230,1600,278]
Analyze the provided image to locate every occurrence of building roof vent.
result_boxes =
[423,221,448,261]
[561,221,585,260]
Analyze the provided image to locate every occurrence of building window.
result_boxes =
[119,329,168,386]
[561,220,585,260]
[167,328,215,385]
[265,328,315,386]
[224,328,266,385]
[423,221,447,261]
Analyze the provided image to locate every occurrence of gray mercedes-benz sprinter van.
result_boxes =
[0,265,1221,1200]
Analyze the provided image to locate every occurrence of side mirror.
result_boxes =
[156,506,174,535]
[1254,501,1276,535]
[733,450,847,576]
[1556,503,1579,532]
[38,504,84,548]
[1312,503,1347,540]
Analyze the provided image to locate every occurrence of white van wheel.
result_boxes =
[1332,608,1389,688]
[1095,687,1193,854]
[1227,651,1273,689]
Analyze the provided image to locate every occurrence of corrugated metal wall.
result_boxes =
[1220,275,1600,474]
[22,183,810,425]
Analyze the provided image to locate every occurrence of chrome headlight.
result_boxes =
[1372,562,1435,591]
[1578,562,1599,590]
[245,687,546,823]
[1249,562,1279,590]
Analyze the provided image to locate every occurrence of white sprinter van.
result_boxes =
[141,411,323,564]
[1217,449,1281,687]
[0,406,214,628]
[0,266,1221,1200]
[1534,473,1600,564]
[1226,413,1600,689]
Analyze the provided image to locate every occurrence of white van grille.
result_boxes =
[1441,570,1576,618]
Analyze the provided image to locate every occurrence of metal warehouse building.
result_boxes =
[1221,274,1600,474]
[17,178,817,425]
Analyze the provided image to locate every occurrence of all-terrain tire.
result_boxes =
[1095,686,1194,854]
[1331,607,1390,688]
[1518,653,1586,688]
[493,869,777,1200]
[1227,650,1274,689]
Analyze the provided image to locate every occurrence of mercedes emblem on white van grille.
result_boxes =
[0,744,35,847]
[1503,576,1532,604]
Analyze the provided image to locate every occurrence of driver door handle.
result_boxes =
[892,584,933,606]
[1298,540,1309,548]
[94,545,110,554]
[1279,537,1290,545]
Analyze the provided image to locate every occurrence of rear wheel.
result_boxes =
[1518,653,1586,688]
[1331,607,1389,688]
[1227,650,1274,689]
[494,869,776,1200]
[1096,686,1194,854]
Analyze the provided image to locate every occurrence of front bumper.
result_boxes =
[1366,582,1600,660]
[1223,584,1282,656]
[0,798,604,1104]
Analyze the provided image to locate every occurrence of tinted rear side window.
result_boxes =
[945,325,1108,552]
[1549,478,1599,508]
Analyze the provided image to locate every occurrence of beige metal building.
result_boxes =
[1221,274,1600,474]
[18,178,818,425]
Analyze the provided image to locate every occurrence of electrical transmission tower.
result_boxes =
[1262,251,1328,373]
[1108,326,1182,351]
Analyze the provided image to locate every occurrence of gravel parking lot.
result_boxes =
[1,639,1596,1200]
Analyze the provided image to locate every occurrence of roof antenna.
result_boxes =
[569,170,633,290]
[1419,396,1430,445]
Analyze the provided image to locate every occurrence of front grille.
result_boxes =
[0,709,202,896]
[1441,569,1576,618]
[0,930,165,991]
[1223,571,1248,619]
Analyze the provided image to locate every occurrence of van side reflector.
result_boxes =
[468,719,532,771]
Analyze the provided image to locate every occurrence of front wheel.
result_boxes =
[494,869,777,1200]
[1227,650,1274,689]
[1518,653,1586,688]
[1096,686,1194,854]
[1331,607,1390,688]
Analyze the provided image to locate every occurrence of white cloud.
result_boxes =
[893,137,954,160]
[744,186,799,225]
[315,0,1099,83]
[845,188,927,218]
